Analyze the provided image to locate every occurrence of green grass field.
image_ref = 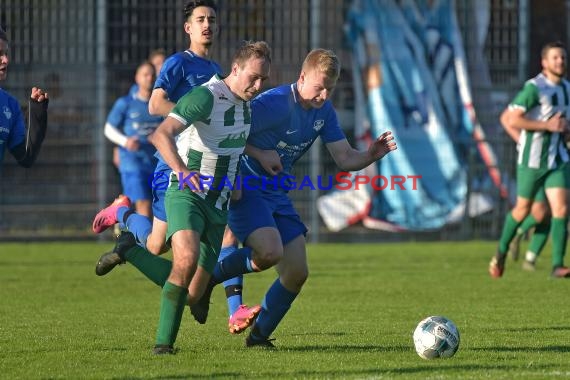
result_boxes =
[1,240,570,379]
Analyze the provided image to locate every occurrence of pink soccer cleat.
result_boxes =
[551,266,570,278]
[488,252,506,278]
[228,304,262,334]
[92,195,131,233]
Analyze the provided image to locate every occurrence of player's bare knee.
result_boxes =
[531,209,549,223]
[512,204,531,220]
[253,246,283,269]
[146,240,166,255]
[552,204,567,218]
[146,233,168,255]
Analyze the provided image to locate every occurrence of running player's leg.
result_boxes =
[544,165,569,277]
[219,227,261,333]
[509,187,549,262]
[490,166,542,278]
[219,227,242,317]
[155,189,212,353]
[191,188,281,325]
[246,200,308,348]
[520,188,550,269]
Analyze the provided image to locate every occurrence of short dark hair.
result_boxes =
[0,27,7,43]
[183,1,217,20]
[541,41,566,58]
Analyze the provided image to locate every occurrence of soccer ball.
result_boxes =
[413,316,460,359]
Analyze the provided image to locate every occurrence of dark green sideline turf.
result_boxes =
[1,241,570,379]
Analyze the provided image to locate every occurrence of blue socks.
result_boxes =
[219,245,243,317]
[117,206,152,249]
[252,279,298,340]
[212,247,255,284]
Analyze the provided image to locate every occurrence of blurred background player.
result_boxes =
[103,61,162,218]
[148,48,166,76]
[92,0,261,334]
[500,101,552,271]
[112,49,166,175]
[489,41,570,279]
[0,27,49,171]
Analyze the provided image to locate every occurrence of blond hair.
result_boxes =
[233,40,272,68]
[302,49,340,79]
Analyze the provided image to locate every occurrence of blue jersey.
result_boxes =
[0,89,25,167]
[107,93,162,172]
[153,50,223,171]
[154,50,222,104]
[241,83,345,186]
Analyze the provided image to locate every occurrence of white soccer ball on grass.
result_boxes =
[413,315,460,359]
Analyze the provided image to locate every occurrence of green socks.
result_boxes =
[516,215,537,236]
[155,281,188,346]
[498,213,521,254]
[527,222,550,258]
[550,217,568,268]
[124,246,172,287]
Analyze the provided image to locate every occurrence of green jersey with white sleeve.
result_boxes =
[168,74,251,210]
[511,72,570,169]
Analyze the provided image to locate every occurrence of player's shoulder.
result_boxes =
[164,50,187,64]
[527,73,556,91]
[524,73,542,87]
[252,84,290,108]
[114,94,134,108]
[0,88,21,109]
[165,50,210,67]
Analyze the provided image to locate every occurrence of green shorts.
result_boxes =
[165,187,227,274]
[517,163,569,200]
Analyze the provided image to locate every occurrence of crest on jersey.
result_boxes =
[313,119,324,131]
[3,106,11,119]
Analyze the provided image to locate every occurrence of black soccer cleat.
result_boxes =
[152,344,175,355]
[95,231,136,276]
[189,282,214,324]
[245,334,276,349]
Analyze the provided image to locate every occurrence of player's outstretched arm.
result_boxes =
[326,130,397,171]
[11,87,49,168]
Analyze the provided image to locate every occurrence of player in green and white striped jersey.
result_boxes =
[166,74,251,210]
[149,40,271,354]
[490,41,570,279]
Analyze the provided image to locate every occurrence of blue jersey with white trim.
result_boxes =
[241,83,345,183]
[0,89,25,167]
[154,49,222,103]
[107,93,162,172]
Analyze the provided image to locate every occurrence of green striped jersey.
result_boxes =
[511,73,570,169]
[168,75,251,210]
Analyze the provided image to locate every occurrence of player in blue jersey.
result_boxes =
[92,1,262,335]
[192,48,397,348]
[103,61,162,218]
[116,49,166,169]
[0,27,49,170]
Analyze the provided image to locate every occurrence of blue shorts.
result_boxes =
[149,162,170,222]
[120,170,153,203]
[228,188,307,245]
